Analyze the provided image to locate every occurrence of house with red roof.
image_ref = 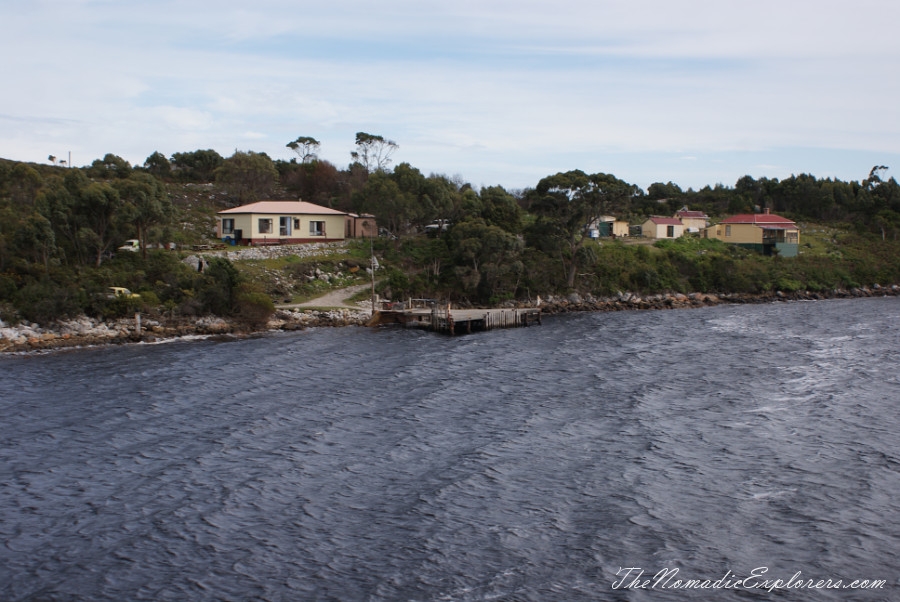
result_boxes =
[216,200,351,245]
[703,209,800,257]
[674,207,709,232]
[641,216,685,239]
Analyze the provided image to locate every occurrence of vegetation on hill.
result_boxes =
[2,138,900,327]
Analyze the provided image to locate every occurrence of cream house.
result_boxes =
[703,210,800,257]
[217,200,348,245]
[641,216,684,239]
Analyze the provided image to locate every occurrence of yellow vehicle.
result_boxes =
[108,287,140,300]
[118,239,140,252]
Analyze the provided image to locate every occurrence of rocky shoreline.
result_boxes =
[2,285,898,353]
[0,308,373,354]
[535,284,900,314]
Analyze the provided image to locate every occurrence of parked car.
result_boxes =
[424,219,451,236]
[107,287,140,300]
[118,239,140,252]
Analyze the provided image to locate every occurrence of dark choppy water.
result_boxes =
[2,297,900,601]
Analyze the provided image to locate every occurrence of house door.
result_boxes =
[280,216,292,236]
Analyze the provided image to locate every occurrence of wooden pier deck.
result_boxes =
[368,301,541,335]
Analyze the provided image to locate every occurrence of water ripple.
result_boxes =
[2,298,899,600]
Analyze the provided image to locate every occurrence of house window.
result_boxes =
[725,225,732,237]
[294,218,301,229]
[310,221,325,236]
[258,218,273,234]
[667,225,675,237]
[221,218,234,235]
[279,216,292,236]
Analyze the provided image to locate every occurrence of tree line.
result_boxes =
[1,132,900,322]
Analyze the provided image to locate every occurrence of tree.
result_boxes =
[286,136,321,163]
[480,185,522,233]
[282,159,341,207]
[196,257,241,315]
[13,213,56,269]
[170,149,224,182]
[143,151,172,179]
[114,172,173,258]
[87,153,132,179]
[448,218,523,301]
[351,132,398,173]
[647,181,683,201]
[528,170,635,288]
[73,179,124,267]
[352,171,405,234]
[9,163,43,207]
[216,150,279,204]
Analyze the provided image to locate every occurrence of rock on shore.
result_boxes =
[0,308,372,353]
[3,285,898,353]
[534,285,900,314]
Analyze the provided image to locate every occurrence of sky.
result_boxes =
[2,0,900,192]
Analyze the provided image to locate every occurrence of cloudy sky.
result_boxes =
[3,0,899,191]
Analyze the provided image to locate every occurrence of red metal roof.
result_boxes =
[675,210,708,218]
[218,201,347,216]
[719,213,796,225]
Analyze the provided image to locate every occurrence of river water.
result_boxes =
[2,297,899,601]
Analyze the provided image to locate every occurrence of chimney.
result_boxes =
[764,207,770,214]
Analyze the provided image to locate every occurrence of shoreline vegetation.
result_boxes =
[3,285,897,354]
[3,151,900,354]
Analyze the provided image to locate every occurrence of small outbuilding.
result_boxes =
[641,216,685,239]
[589,215,630,238]
[345,213,378,238]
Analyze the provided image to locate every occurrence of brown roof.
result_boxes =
[675,210,708,218]
[647,216,683,225]
[218,201,347,216]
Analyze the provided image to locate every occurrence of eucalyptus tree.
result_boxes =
[57,169,126,267]
[143,151,172,179]
[13,213,56,269]
[8,163,43,207]
[351,132,398,173]
[286,136,321,163]
[216,150,279,205]
[479,185,523,233]
[170,149,224,182]
[87,153,132,179]
[113,172,173,258]
[447,218,524,302]
[528,170,635,288]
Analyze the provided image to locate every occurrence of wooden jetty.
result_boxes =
[367,299,541,335]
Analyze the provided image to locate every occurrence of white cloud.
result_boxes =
[1,1,899,189]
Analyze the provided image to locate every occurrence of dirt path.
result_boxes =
[276,283,373,311]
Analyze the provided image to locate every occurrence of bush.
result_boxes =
[235,286,274,327]
[14,280,87,324]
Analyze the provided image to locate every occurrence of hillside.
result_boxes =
[2,156,900,338]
